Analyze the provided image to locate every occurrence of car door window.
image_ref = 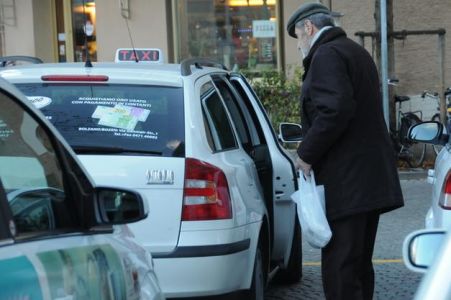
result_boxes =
[0,92,77,237]
[213,77,252,151]
[201,81,237,151]
[213,77,267,155]
[229,77,268,146]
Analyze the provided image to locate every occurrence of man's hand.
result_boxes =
[295,157,312,176]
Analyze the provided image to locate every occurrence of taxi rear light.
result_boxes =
[182,158,232,221]
[41,75,109,82]
[441,172,451,209]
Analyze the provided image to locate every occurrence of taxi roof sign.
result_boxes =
[115,48,164,63]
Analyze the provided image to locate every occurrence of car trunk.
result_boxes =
[79,155,185,254]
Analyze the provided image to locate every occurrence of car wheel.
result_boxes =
[242,242,265,300]
[274,215,302,283]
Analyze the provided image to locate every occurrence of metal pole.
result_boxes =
[380,0,389,128]
[439,34,446,124]
[357,35,364,47]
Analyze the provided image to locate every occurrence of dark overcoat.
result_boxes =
[298,27,404,221]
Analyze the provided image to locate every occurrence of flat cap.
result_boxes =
[286,2,330,38]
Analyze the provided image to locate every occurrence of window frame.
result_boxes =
[212,75,267,153]
[200,78,238,153]
[228,75,268,146]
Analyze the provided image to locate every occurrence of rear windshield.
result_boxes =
[15,83,185,157]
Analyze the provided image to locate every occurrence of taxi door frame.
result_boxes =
[228,73,297,265]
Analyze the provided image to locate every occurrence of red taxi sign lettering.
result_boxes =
[115,48,164,63]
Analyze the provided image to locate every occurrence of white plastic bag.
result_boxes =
[291,171,332,248]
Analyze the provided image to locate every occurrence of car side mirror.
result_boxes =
[403,229,446,273]
[95,187,148,225]
[279,122,303,143]
[408,121,446,145]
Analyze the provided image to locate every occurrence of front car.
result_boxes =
[0,76,163,299]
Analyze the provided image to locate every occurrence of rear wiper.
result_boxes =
[72,145,162,156]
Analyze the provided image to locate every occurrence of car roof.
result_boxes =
[0,62,228,86]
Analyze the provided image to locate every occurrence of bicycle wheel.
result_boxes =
[431,114,444,155]
[402,143,426,168]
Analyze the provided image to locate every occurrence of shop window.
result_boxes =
[173,0,279,71]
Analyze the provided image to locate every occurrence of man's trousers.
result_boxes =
[321,211,380,300]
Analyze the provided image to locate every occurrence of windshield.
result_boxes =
[15,83,185,157]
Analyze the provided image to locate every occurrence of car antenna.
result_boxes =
[82,0,93,67]
[123,13,139,63]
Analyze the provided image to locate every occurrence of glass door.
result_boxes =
[54,0,97,62]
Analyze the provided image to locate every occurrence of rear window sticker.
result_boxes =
[91,105,150,131]
[98,113,139,131]
[77,97,152,109]
[91,105,112,119]
[0,120,13,140]
[27,96,52,109]
[114,104,150,122]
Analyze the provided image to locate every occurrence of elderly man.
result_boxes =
[287,3,404,300]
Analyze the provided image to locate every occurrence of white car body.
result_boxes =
[425,147,451,229]
[0,55,300,298]
[403,229,451,300]
[0,77,163,299]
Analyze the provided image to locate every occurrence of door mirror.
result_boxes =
[408,121,444,144]
[95,187,148,225]
[403,229,446,273]
[279,123,303,143]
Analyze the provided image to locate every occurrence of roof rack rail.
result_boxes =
[180,58,227,76]
[0,56,43,67]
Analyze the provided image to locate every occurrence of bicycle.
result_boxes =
[390,94,426,168]
[421,88,451,155]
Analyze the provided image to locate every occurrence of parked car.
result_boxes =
[0,51,301,298]
[0,77,164,299]
[407,121,451,229]
[403,229,451,299]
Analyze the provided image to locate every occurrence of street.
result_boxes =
[266,177,431,299]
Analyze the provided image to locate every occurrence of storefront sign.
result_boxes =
[252,20,276,38]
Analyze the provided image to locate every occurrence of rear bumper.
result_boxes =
[152,222,261,298]
[153,239,250,258]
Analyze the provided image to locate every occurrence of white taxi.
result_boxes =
[0,50,301,299]
[0,77,163,299]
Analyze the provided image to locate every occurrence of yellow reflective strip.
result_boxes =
[372,259,403,264]
[302,259,403,266]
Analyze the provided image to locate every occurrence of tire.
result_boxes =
[242,243,265,300]
[274,215,303,283]
[432,114,444,155]
[400,113,426,168]
[403,142,426,168]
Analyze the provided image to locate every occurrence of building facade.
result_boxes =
[0,0,450,102]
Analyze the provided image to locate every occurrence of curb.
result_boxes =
[398,169,427,180]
